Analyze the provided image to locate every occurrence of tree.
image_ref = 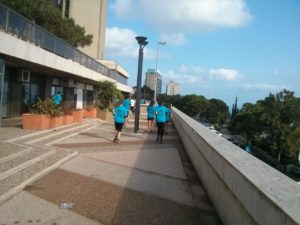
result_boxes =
[0,0,93,47]
[174,95,210,118]
[95,80,119,111]
[230,89,300,166]
[207,99,229,124]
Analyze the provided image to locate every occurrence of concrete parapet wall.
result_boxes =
[172,108,300,225]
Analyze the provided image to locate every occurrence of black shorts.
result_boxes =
[115,122,124,131]
[147,117,154,121]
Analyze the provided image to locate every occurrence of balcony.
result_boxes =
[0,3,128,86]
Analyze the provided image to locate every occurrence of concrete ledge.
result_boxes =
[172,108,300,225]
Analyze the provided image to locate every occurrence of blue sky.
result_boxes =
[104,0,300,107]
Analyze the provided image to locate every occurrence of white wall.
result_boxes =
[0,31,132,94]
[172,107,300,225]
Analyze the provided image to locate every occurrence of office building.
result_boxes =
[0,3,132,126]
[54,0,107,60]
[166,80,180,96]
[145,69,162,96]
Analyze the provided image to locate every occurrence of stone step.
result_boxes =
[5,123,83,144]
[0,149,56,179]
[26,123,94,146]
[0,149,77,205]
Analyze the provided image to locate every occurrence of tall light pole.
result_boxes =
[134,36,148,133]
[154,41,166,102]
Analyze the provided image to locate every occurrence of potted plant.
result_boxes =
[95,80,123,124]
[84,104,97,118]
[62,103,74,124]
[23,98,62,130]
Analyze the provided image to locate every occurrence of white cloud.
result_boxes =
[105,27,156,59]
[208,68,241,81]
[166,69,203,84]
[160,33,186,46]
[164,65,241,84]
[242,83,288,91]
[111,0,253,33]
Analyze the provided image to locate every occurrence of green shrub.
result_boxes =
[29,98,61,117]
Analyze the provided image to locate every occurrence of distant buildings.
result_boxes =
[145,69,162,96]
[166,80,180,96]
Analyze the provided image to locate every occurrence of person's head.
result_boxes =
[158,101,163,106]
[149,100,155,106]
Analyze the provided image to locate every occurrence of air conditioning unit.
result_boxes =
[17,70,31,82]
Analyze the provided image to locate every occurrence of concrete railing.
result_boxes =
[172,107,300,225]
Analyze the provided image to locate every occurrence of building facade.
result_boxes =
[0,3,132,127]
[54,0,107,60]
[166,80,180,96]
[145,69,162,96]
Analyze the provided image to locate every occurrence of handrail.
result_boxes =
[0,3,127,85]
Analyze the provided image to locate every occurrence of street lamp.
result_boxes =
[154,41,166,102]
[134,36,148,133]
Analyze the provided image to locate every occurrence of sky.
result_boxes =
[104,0,300,108]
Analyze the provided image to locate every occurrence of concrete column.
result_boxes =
[0,55,5,127]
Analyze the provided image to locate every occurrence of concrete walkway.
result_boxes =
[0,117,221,225]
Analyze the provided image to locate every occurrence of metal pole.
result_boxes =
[154,43,160,102]
[134,45,144,133]
[153,41,166,102]
[0,56,5,128]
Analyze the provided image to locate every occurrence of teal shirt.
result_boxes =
[123,98,131,115]
[114,105,127,123]
[53,94,62,105]
[156,105,167,123]
[123,99,131,110]
[166,108,171,122]
[147,105,156,119]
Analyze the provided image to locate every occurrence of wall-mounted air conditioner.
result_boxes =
[17,70,31,82]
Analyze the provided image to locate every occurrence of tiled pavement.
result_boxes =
[0,117,222,225]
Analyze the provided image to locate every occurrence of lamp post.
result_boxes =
[134,36,148,133]
[154,41,166,102]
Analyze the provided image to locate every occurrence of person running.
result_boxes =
[165,104,172,134]
[52,91,62,106]
[122,95,131,122]
[155,101,167,144]
[130,98,135,116]
[113,100,127,143]
[147,100,156,133]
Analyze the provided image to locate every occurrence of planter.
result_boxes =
[72,110,84,123]
[22,114,51,130]
[84,108,97,118]
[50,116,64,128]
[63,114,74,125]
[97,109,114,124]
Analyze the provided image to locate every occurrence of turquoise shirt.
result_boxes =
[114,105,127,123]
[123,99,131,110]
[166,108,171,122]
[147,105,156,119]
[123,98,131,115]
[155,105,167,123]
[53,94,62,105]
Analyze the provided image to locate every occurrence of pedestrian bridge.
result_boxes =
[172,107,300,225]
[0,107,299,225]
